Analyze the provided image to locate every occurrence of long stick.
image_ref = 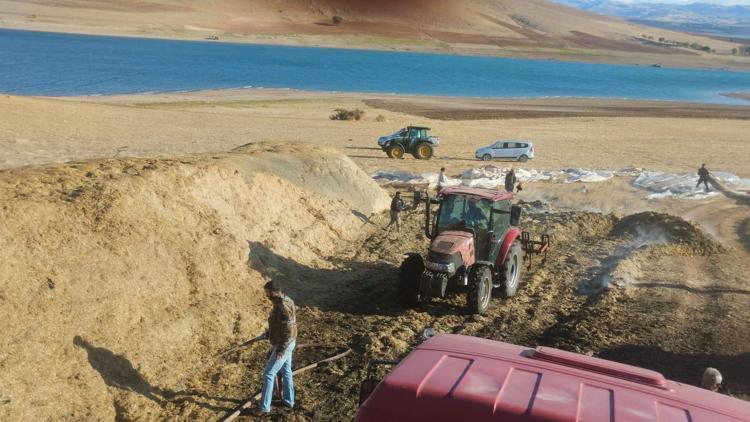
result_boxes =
[216,334,266,357]
[221,348,352,422]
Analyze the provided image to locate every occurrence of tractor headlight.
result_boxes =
[426,261,455,273]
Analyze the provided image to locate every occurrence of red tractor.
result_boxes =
[399,186,549,314]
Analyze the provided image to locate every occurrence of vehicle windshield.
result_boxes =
[436,195,491,234]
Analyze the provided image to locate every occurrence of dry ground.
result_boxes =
[3,90,750,178]
[2,90,750,420]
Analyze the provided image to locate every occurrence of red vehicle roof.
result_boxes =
[440,186,514,202]
[357,335,750,422]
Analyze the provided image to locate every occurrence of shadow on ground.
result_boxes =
[246,240,400,315]
[74,336,241,413]
[246,240,489,319]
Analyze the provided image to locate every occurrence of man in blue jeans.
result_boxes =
[257,280,297,414]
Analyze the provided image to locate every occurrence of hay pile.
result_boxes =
[0,143,389,420]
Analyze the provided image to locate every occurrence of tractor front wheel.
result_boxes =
[398,254,424,305]
[387,144,405,159]
[413,143,434,160]
[467,265,492,314]
[500,241,523,298]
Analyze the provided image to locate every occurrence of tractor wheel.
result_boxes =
[467,265,492,314]
[398,255,424,305]
[387,144,405,159]
[500,241,523,298]
[413,143,434,160]
[518,154,529,163]
[482,154,492,162]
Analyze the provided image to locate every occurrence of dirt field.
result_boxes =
[1,144,749,420]
[363,97,750,120]
[2,88,750,420]
[4,90,750,178]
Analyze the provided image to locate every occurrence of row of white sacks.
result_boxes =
[371,166,750,200]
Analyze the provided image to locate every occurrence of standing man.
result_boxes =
[385,191,406,234]
[504,168,517,193]
[697,163,710,192]
[257,280,297,415]
[437,167,447,197]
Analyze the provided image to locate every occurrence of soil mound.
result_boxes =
[612,212,723,255]
[0,144,389,420]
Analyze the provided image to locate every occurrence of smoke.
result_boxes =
[578,225,668,295]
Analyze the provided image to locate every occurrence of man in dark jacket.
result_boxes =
[385,191,407,233]
[505,168,517,193]
[697,163,710,192]
[257,280,297,414]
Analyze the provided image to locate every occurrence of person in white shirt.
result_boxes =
[437,167,447,197]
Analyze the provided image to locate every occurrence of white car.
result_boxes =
[475,141,534,162]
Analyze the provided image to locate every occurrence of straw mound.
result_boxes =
[612,212,723,255]
[0,143,389,420]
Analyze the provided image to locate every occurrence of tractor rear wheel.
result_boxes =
[467,265,492,314]
[413,143,434,160]
[500,241,523,298]
[387,144,405,159]
[398,255,424,305]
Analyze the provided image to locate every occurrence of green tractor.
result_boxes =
[377,126,439,160]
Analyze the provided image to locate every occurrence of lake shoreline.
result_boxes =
[722,92,750,102]
[57,88,750,120]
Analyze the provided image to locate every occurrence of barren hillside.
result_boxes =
[1,0,747,67]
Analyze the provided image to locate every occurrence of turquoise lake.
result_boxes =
[1,28,749,103]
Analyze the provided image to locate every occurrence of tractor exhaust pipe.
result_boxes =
[423,191,433,240]
[411,191,433,240]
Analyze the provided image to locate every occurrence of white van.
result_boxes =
[475,140,534,162]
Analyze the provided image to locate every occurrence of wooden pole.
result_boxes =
[221,348,352,422]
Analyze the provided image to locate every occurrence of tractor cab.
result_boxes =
[433,190,518,262]
[399,186,548,314]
